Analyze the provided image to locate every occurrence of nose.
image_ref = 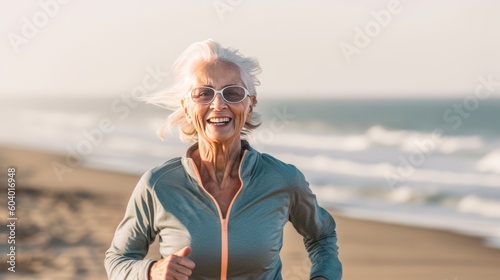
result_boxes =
[210,92,227,110]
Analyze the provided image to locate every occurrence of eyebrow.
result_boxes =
[200,84,238,88]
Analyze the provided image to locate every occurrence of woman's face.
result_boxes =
[182,61,255,145]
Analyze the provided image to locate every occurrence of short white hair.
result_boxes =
[145,39,262,142]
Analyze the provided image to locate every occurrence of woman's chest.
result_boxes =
[203,177,241,218]
[155,184,292,274]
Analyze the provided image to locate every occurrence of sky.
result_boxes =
[1,0,499,99]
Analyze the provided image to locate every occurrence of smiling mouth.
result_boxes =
[207,117,232,125]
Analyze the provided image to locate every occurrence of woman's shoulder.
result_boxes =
[251,149,306,183]
[259,152,296,170]
[139,157,185,189]
[150,157,184,174]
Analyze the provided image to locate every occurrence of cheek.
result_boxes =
[194,112,206,128]
[188,106,207,130]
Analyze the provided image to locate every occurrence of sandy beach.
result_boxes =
[1,145,500,280]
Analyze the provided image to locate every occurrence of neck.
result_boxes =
[195,138,243,185]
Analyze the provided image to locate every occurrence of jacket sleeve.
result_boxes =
[104,171,157,280]
[288,169,342,280]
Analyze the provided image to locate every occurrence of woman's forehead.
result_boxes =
[192,61,242,86]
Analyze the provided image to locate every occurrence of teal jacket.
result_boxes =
[105,141,342,279]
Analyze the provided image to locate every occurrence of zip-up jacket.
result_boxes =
[105,141,342,279]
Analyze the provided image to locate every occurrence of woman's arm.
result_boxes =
[288,170,343,280]
[104,172,158,280]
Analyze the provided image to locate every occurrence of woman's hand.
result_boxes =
[149,246,196,280]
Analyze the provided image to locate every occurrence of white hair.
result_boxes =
[144,39,262,142]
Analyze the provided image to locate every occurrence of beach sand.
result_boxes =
[1,146,500,279]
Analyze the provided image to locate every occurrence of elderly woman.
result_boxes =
[105,40,342,280]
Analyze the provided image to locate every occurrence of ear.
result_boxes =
[181,99,192,123]
[247,96,256,119]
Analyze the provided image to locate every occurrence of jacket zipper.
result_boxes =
[189,150,246,280]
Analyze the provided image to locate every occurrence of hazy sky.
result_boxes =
[1,0,499,99]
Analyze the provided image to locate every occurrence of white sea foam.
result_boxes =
[268,132,370,151]
[366,125,485,154]
[432,135,484,154]
[262,126,490,156]
[275,153,500,188]
[458,195,500,218]
[366,125,411,146]
[386,186,421,203]
[476,149,500,174]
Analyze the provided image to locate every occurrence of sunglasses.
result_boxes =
[189,85,251,104]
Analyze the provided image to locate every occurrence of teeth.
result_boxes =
[209,117,230,123]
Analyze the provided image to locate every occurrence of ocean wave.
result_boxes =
[311,183,500,214]
[386,186,427,204]
[275,153,500,188]
[310,183,500,248]
[262,132,370,152]
[366,125,486,154]
[319,195,500,249]
[458,195,500,218]
[476,149,500,174]
[259,125,492,156]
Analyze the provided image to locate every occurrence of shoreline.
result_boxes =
[1,145,500,279]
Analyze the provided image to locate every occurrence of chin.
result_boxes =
[205,133,240,144]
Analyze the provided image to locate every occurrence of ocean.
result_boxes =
[2,96,500,248]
